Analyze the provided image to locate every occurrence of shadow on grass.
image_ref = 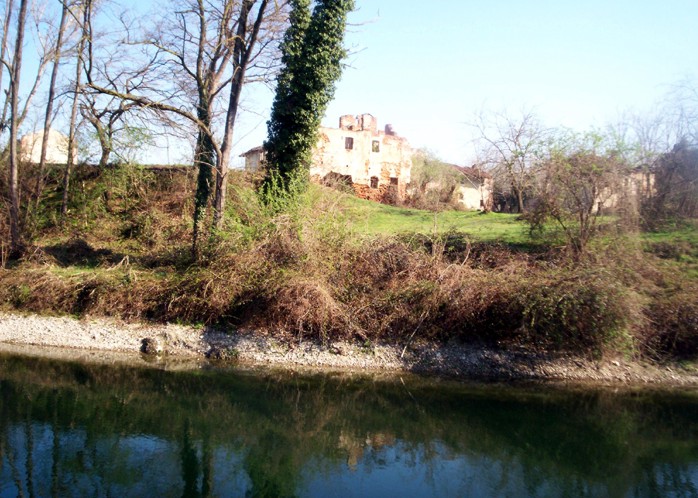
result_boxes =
[43,238,126,268]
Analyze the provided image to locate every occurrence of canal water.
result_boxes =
[0,353,697,497]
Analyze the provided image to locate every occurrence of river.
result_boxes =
[0,353,697,497]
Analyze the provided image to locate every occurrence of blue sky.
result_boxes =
[14,0,698,166]
[313,0,698,164]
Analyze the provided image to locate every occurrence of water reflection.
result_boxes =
[0,354,697,497]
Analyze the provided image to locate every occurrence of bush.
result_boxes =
[519,269,632,353]
[644,286,698,359]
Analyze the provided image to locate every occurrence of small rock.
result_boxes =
[329,345,343,355]
[206,346,239,361]
[141,337,163,355]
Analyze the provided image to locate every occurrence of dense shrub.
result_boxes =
[644,286,698,359]
[518,270,632,353]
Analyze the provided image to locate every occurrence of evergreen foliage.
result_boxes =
[264,0,354,188]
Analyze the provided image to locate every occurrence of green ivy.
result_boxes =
[264,0,355,189]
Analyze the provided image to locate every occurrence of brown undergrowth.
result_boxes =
[1,164,697,359]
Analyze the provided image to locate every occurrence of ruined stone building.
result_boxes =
[409,163,494,211]
[241,145,265,172]
[599,169,656,213]
[312,114,412,203]
[241,114,412,203]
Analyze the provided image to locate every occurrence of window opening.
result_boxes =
[370,176,379,189]
[345,137,354,150]
[372,140,380,153]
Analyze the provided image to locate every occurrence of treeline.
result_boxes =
[472,99,698,224]
[1,0,354,258]
[410,96,698,258]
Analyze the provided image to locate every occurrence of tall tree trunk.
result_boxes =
[0,0,15,132]
[214,0,268,230]
[192,104,215,254]
[191,0,213,254]
[61,2,88,220]
[88,114,112,168]
[515,186,525,213]
[35,1,69,207]
[8,0,29,256]
[98,141,111,168]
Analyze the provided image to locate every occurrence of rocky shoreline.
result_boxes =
[1,312,697,386]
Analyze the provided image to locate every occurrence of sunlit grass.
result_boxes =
[339,195,530,243]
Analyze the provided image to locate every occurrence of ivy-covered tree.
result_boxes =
[264,0,354,188]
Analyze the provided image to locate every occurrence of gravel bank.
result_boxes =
[1,312,697,385]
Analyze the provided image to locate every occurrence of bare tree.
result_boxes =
[531,131,626,258]
[34,0,70,206]
[80,91,136,167]
[77,2,150,167]
[0,0,15,132]
[85,0,286,251]
[60,0,89,219]
[471,108,548,213]
[6,0,29,255]
[215,0,269,229]
[0,1,51,137]
[2,0,73,255]
[666,77,698,146]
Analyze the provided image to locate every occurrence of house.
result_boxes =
[450,165,494,211]
[19,129,73,164]
[410,162,494,211]
[242,145,265,172]
[241,113,413,203]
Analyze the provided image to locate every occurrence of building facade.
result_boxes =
[312,114,412,203]
[452,165,494,211]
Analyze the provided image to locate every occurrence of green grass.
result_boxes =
[641,221,698,245]
[641,221,698,279]
[340,195,530,243]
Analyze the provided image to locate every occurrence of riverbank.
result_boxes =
[2,167,698,366]
[1,312,697,385]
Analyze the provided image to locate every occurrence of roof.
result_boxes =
[240,145,265,157]
[448,164,492,180]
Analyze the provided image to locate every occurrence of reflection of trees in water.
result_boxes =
[0,355,697,496]
[181,420,200,497]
